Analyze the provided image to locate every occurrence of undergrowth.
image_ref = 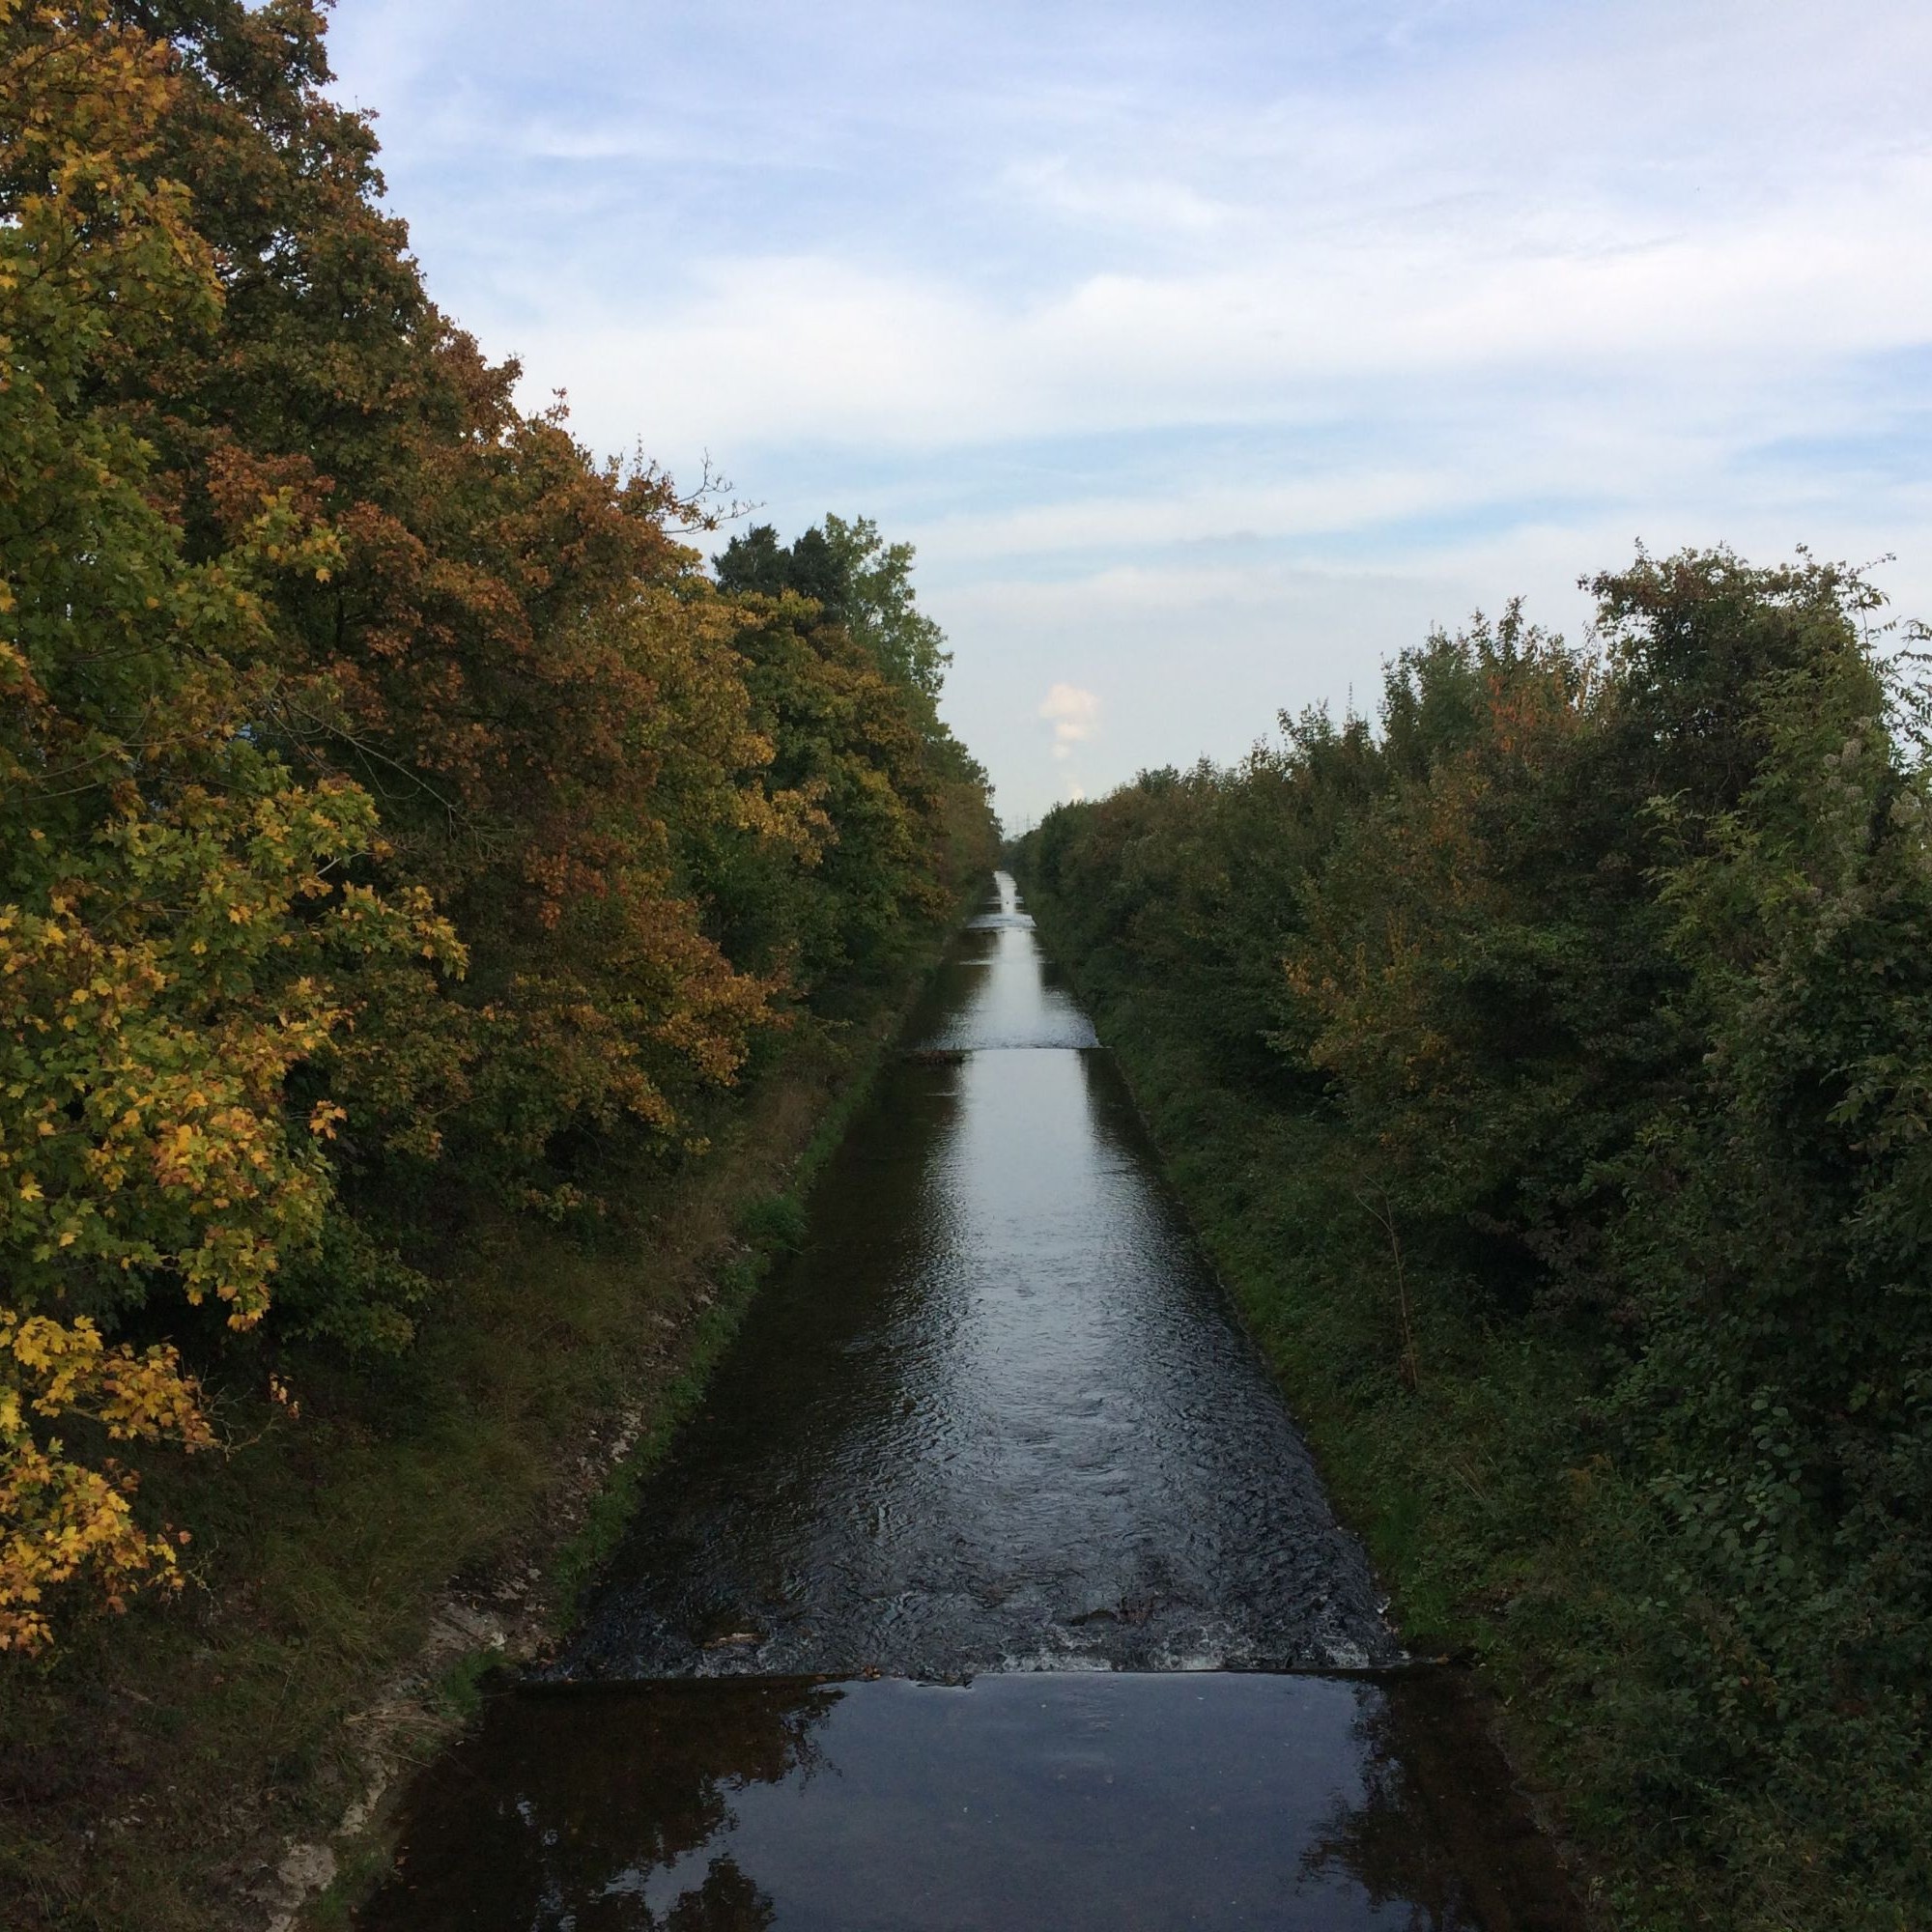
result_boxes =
[1036,917,1929,1932]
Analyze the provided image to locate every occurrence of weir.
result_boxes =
[357,875,1580,1929]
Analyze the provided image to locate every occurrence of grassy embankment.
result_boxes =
[0,926,958,1932]
[1019,884,1915,1932]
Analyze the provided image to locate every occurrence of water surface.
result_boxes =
[560,874,1390,1680]
[361,1673,1579,1931]
[358,877,1579,1931]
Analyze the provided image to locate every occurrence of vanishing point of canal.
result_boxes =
[357,875,1582,1931]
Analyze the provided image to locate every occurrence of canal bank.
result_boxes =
[353,876,1585,1930]
[0,908,972,1932]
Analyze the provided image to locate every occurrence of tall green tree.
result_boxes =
[717,515,952,700]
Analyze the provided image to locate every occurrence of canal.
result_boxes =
[357,875,1580,1929]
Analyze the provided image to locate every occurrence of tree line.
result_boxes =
[1014,552,1930,1923]
[0,1,994,1653]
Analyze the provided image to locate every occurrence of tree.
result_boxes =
[717,516,952,700]
[0,0,458,1649]
[0,0,995,1653]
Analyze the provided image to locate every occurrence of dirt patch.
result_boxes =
[258,1409,642,1930]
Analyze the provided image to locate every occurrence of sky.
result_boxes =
[325,0,1932,827]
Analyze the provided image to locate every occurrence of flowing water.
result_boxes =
[357,876,1582,1930]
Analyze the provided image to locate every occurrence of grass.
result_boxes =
[0,931,948,1932]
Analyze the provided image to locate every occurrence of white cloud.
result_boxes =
[1003,156,1238,237]
[324,0,1932,827]
[492,154,1932,460]
[1039,683,1102,761]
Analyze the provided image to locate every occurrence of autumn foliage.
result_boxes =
[0,1,993,1650]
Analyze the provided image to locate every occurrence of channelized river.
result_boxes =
[358,876,1580,1930]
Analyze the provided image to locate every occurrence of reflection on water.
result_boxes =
[559,875,1390,1680]
[357,877,1583,1930]
[359,1673,1581,1932]
[910,918,1100,1050]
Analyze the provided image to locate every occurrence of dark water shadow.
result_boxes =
[357,1671,1582,1931]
